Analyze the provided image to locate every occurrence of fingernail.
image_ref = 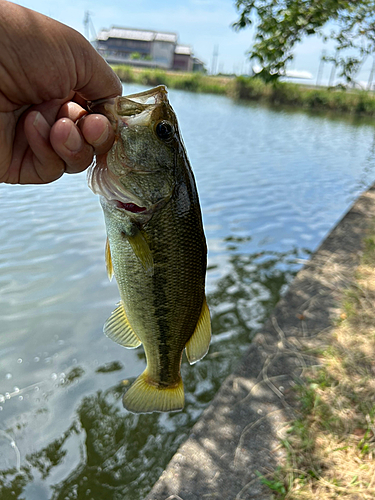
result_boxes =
[92,123,110,146]
[64,126,82,152]
[33,112,50,140]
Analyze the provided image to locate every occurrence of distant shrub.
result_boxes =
[328,90,354,112]
[130,52,141,60]
[169,73,203,92]
[304,90,329,109]
[200,77,228,94]
[270,82,302,105]
[355,92,375,115]
[140,69,167,87]
[112,65,134,83]
[234,76,267,100]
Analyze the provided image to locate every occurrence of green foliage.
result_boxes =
[235,75,267,99]
[111,65,134,83]
[163,73,202,91]
[269,81,301,105]
[233,75,375,115]
[233,0,375,84]
[256,470,286,496]
[130,52,142,60]
[140,69,167,86]
[362,236,375,265]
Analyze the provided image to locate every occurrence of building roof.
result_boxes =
[97,27,178,44]
[174,45,192,56]
[155,32,177,43]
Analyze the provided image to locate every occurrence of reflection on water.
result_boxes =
[0,243,306,500]
[1,83,375,499]
[355,134,375,194]
[209,237,306,340]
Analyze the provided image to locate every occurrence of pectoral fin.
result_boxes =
[127,229,154,276]
[185,297,211,365]
[104,302,141,349]
[105,238,114,281]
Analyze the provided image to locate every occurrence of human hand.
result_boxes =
[0,1,122,184]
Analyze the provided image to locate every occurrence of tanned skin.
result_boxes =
[0,0,122,184]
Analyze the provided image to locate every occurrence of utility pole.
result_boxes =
[367,57,375,91]
[328,51,338,87]
[83,11,96,42]
[83,11,90,40]
[211,45,219,75]
[316,50,326,87]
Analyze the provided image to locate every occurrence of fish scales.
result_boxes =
[88,86,211,413]
[104,183,206,384]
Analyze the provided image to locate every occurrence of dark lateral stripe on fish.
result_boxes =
[151,265,172,385]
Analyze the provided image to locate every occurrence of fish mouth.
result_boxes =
[88,85,169,123]
[87,161,147,214]
[87,86,172,214]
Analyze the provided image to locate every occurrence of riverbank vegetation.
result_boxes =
[112,65,375,117]
[262,232,375,499]
[113,65,231,95]
[235,77,375,116]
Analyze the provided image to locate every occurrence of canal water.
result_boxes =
[0,84,374,500]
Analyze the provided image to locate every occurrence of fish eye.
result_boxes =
[155,121,173,141]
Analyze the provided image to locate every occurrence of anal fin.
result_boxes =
[185,297,211,365]
[104,302,141,349]
[123,369,184,414]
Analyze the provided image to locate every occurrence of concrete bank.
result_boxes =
[146,184,375,500]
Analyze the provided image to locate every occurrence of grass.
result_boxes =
[112,65,231,95]
[261,233,375,499]
[234,77,375,116]
[112,65,375,117]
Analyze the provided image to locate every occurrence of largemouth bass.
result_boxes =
[88,86,211,414]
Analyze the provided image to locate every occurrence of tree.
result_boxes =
[233,0,375,85]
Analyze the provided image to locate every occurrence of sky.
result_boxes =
[13,0,374,86]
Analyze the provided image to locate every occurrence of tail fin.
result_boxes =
[123,370,184,414]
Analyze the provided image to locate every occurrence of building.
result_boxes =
[173,45,193,72]
[95,26,204,72]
